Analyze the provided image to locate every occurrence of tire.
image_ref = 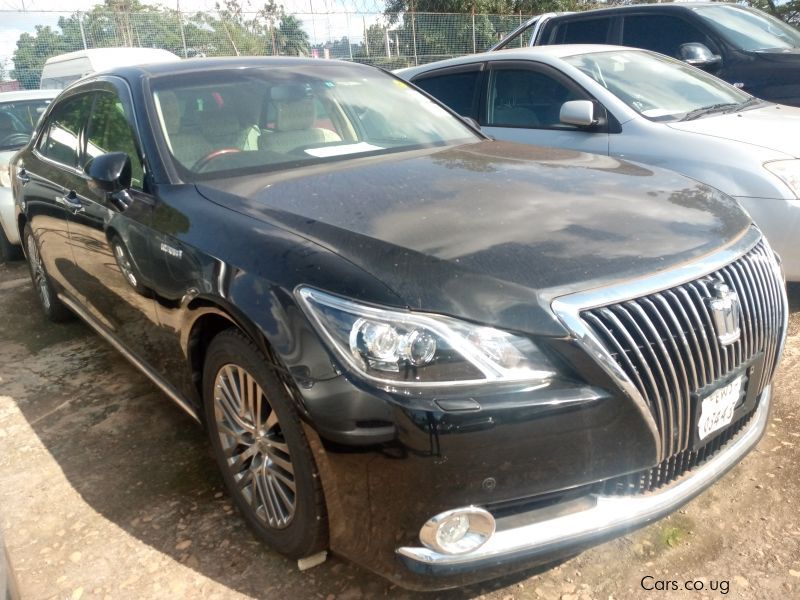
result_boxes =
[0,223,22,263]
[202,329,328,559]
[23,224,72,322]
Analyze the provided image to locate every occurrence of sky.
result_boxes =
[0,0,386,73]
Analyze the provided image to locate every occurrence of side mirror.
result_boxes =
[678,43,722,69]
[560,100,598,128]
[85,152,132,195]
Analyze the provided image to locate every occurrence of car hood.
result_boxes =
[197,141,751,335]
[667,103,800,158]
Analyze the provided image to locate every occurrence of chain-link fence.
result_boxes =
[0,8,544,89]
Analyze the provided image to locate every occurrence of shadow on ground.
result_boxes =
[0,261,563,599]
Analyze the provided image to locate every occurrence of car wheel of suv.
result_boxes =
[0,225,22,263]
[202,329,328,559]
[23,225,71,322]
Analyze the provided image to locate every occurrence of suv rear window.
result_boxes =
[546,17,613,45]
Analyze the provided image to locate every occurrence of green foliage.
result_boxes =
[11,0,311,89]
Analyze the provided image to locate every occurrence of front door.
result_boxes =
[481,62,610,156]
[67,84,162,358]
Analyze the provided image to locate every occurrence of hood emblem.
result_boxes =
[708,281,741,346]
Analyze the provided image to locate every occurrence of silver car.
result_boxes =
[0,89,59,262]
[398,45,800,281]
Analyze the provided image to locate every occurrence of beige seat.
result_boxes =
[260,97,341,155]
[201,105,260,151]
[157,91,212,167]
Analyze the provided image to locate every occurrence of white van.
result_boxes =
[40,48,180,89]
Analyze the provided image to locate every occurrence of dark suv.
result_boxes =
[10,57,788,589]
[494,3,800,106]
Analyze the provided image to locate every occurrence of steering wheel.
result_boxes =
[192,147,243,172]
[0,133,32,148]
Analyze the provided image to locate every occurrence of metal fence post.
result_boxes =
[411,4,418,65]
[472,11,476,54]
[78,12,88,50]
[177,6,188,58]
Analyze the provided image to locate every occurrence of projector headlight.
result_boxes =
[297,287,556,388]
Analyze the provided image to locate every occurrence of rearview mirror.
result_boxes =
[85,152,132,195]
[559,100,598,128]
[679,43,722,69]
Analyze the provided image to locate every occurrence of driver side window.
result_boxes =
[486,68,583,129]
[85,92,145,190]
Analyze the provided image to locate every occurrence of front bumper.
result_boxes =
[0,186,18,246]
[396,385,770,582]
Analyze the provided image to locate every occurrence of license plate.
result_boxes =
[697,375,744,441]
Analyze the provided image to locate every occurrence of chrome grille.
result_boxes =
[581,240,786,462]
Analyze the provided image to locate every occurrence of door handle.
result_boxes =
[56,192,84,214]
[18,169,30,185]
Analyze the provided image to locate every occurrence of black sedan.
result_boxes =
[10,57,787,590]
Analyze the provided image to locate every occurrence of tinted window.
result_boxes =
[548,18,612,44]
[487,68,582,128]
[414,69,481,117]
[0,99,52,150]
[38,94,93,167]
[622,15,716,58]
[85,92,145,189]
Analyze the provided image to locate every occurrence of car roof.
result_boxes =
[548,2,739,17]
[397,44,640,76]
[0,89,60,102]
[103,56,377,83]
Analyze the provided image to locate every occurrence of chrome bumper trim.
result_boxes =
[397,385,770,568]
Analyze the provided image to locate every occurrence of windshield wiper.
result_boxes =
[680,103,740,121]
[732,97,764,112]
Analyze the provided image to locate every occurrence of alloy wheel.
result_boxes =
[113,242,138,288]
[26,233,50,311]
[213,364,296,529]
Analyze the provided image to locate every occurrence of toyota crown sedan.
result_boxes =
[10,57,788,590]
[398,45,800,281]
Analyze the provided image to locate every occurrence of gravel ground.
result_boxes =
[0,259,798,600]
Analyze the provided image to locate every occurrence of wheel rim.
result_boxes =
[26,233,50,311]
[113,243,138,288]
[213,364,296,529]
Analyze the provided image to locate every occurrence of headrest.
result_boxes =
[201,106,241,140]
[275,97,316,132]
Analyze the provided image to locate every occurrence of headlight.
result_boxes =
[296,287,556,388]
[764,159,800,198]
[0,164,10,188]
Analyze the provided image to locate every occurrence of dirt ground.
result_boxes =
[0,258,798,600]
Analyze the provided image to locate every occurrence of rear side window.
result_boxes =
[414,69,482,118]
[546,18,613,44]
[622,15,717,58]
[85,92,145,190]
[37,94,93,168]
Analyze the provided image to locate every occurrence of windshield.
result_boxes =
[564,49,752,122]
[693,5,800,52]
[0,98,52,151]
[151,64,477,179]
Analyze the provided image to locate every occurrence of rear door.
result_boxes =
[19,92,93,298]
[481,61,609,155]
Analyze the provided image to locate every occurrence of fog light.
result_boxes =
[419,507,495,555]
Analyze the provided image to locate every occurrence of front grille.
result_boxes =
[597,406,756,495]
[582,240,785,469]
